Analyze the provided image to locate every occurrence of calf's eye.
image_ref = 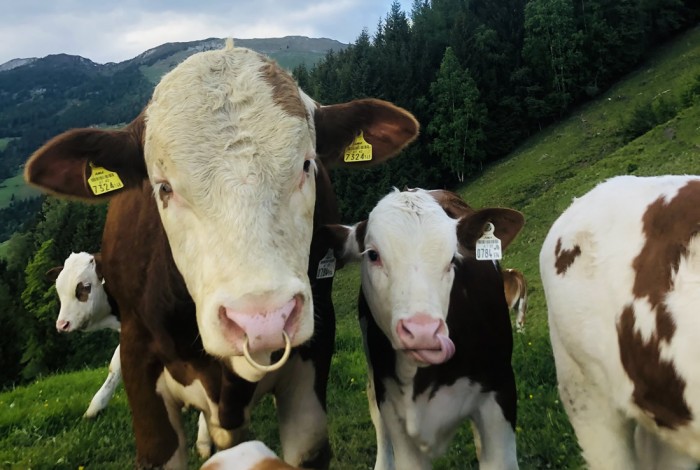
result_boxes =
[368,250,380,262]
[160,182,173,195]
[303,159,312,173]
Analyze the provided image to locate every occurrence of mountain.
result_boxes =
[0,36,347,185]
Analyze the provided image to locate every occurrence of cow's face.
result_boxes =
[360,190,460,365]
[48,252,110,333]
[328,189,524,366]
[144,48,318,366]
[24,41,419,377]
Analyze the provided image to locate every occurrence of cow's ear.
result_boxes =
[314,98,419,169]
[457,208,524,253]
[24,113,147,200]
[91,253,104,282]
[320,221,367,266]
[45,266,64,282]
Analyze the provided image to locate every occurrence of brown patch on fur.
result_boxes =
[633,181,700,309]
[617,304,692,428]
[259,57,306,119]
[75,282,91,302]
[554,238,581,275]
[426,189,474,219]
[617,181,700,426]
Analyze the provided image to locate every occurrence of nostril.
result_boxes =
[399,320,414,340]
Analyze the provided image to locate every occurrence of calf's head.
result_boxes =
[46,252,110,333]
[24,41,418,376]
[328,189,523,366]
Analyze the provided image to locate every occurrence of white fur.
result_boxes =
[201,440,298,470]
[143,44,317,361]
[541,175,700,469]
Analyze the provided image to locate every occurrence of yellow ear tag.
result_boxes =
[88,162,124,195]
[343,131,373,163]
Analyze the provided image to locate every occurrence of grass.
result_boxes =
[1,25,700,470]
[0,171,40,209]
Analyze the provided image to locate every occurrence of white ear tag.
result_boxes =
[316,249,336,279]
[475,222,502,261]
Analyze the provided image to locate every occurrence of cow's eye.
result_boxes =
[451,255,458,265]
[368,250,380,263]
[160,182,173,195]
[303,159,312,173]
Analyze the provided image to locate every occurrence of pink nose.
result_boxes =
[56,320,71,332]
[396,314,456,364]
[221,297,301,353]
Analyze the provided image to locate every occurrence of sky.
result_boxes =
[0,0,414,65]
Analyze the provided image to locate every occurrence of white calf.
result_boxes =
[47,252,120,418]
[540,175,700,470]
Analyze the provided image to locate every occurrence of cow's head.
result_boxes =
[327,189,523,366]
[25,41,418,377]
[46,252,111,333]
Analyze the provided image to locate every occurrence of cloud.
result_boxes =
[0,1,413,65]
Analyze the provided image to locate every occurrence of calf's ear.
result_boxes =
[319,221,367,266]
[457,208,525,253]
[45,266,64,282]
[24,113,147,200]
[314,99,419,169]
[91,253,104,282]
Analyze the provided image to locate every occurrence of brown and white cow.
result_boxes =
[502,268,527,332]
[47,252,211,456]
[540,175,700,470]
[326,189,524,469]
[24,41,418,468]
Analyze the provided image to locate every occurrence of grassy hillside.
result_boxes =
[1,26,699,469]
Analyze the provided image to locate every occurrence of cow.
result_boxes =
[46,252,211,457]
[325,188,524,470]
[46,252,122,419]
[24,40,419,468]
[201,440,299,470]
[502,268,527,332]
[540,175,700,470]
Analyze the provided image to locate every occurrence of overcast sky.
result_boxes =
[0,0,414,65]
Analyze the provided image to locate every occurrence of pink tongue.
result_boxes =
[408,334,455,365]
[225,300,295,352]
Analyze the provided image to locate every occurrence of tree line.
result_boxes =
[0,0,698,389]
[294,0,699,221]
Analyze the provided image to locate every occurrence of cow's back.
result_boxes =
[541,175,700,461]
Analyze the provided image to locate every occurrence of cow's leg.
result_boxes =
[551,327,636,470]
[84,343,121,418]
[368,374,393,470]
[121,320,185,469]
[634,425,697,470]
[379,399,429,470]
[196,412,213,459]
[471,391,518,470]
[275,354,330,469]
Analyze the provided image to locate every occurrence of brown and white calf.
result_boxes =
[327,189,524,469]
[46,252,121,418]
[540,175,700,470]
[502,268,527,332]
[25,41,418,468]
[201,440,300,470]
